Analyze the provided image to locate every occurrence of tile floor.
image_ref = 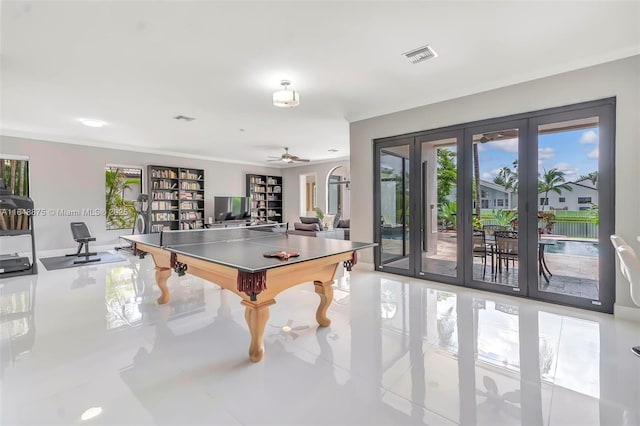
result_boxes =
[1,251,639,425]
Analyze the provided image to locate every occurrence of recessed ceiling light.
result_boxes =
[78,118,106,128]
[80,407,103,421]
[403,44,438,64]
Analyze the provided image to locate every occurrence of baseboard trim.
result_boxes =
[614,303,640,322]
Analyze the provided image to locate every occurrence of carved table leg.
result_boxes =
[155,266,172,304]
[314,280,334,327]
[242,300,275,362]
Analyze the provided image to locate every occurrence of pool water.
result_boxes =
[545,240,599,257]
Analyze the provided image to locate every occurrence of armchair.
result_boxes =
[336,219,350,240]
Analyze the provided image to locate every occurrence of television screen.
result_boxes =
[214,196,250,221]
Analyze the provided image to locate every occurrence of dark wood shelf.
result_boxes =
[149,165,205,232]
[247,173,284,223]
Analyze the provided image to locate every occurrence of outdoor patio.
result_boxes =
[381,231,599,300]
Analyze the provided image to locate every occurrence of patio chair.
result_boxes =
[494,230,519,276]
[483,224,509,240]
[609,235,640,357]
[472,230,488,278]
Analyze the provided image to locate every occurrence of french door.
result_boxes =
[375,139,413,276]
[373,99,615,313]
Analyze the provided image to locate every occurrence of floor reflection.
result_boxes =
[0,254,638,425]
[373,277,639,426]
[0,275,37,378]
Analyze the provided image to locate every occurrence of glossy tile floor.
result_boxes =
[1,251,639,425]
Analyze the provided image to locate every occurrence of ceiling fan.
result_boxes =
[479,129,519,143]
[268,147,310,163]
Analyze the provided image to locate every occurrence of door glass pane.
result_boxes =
[471,129,519,286]
[421,138,458,277]
[537,118,600,300]
[380,146,410,270]
[328,175,340,215]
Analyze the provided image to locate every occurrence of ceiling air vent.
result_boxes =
[403,44,438,64]
[174,115,195,121]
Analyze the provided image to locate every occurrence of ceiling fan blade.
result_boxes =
[267,148,310,163]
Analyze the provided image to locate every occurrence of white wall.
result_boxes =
[281,160,350,227]
[350,55,640,311]
[0,135,280,252]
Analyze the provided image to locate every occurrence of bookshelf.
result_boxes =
[246,174,283,222]
[148,165,205,232]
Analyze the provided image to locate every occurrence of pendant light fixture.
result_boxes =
[272,80,300,108]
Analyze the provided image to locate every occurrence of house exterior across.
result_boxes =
[446,179,516,210]
[539,178,598,211]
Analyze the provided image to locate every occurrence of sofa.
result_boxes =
[288,216,350,240]
[288,217,325,237]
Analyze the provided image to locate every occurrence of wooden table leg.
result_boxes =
[314,280,334,327]
[155,266,172,304]
[242,299,275,362]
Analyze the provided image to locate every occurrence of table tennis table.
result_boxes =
[122,224,375,362]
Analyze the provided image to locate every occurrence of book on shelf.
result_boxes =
[179,201,202,210]
[151,212,176,221]
[151,169,177,179]
[180,211,202,220]
[151,224,171,232]
[151,201,177,210]
[179,170,203,180]
[153,191,178,200]
[180,220,205,230]
[152,180,177,190]
[180,182,201,190]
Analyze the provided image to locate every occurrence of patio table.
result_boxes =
[538,239,555,283]
[484,237,555,283]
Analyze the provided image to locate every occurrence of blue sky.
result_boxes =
[477,127,599,183]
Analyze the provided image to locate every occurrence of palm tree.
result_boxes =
[578,171,598,187]
[538,168,573,210]
[493,160,519,193]
[105,168,140,229]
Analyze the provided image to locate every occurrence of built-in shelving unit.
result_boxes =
[246,174,283,223]
[148,165,205,232]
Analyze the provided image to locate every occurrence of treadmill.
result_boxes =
[0,178,37,277]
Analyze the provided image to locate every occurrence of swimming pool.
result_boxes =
[545,240,599,257]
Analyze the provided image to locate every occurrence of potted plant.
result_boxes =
[538,211,556,234]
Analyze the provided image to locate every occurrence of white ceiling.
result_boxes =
[1,1,639,167]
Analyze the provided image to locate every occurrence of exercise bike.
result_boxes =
[116,194,149,252]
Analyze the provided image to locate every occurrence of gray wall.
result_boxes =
[350,55,640,311]
[281,160,350,227]
[0,135,280,252]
